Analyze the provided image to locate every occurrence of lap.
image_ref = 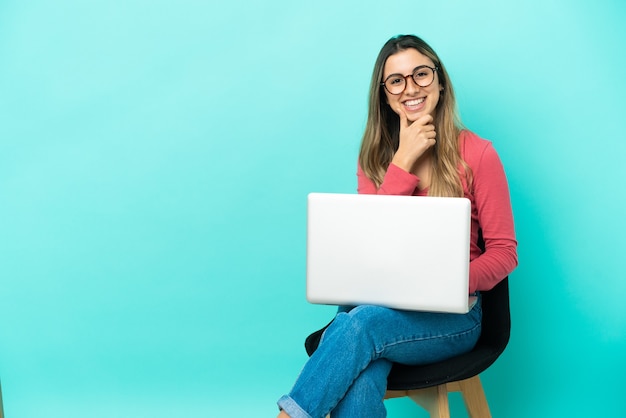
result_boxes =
[325,302,482,366]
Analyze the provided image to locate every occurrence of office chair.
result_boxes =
[305,277,510,418]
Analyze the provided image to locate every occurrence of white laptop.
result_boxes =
[306,193,473,314]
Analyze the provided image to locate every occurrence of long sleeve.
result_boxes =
[357,163,420,196]
[463,134,518,292]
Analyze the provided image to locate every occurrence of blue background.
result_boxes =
[1,0,625,416]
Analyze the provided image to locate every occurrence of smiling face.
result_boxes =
[382,48,442,123]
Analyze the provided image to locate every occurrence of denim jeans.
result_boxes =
[277,297,482,418]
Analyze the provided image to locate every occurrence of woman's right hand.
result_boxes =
[391,111,436,172]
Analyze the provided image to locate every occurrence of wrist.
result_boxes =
[391,155,414,173]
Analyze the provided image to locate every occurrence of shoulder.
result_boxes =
[460,130,493,156]
[459,130,500,168]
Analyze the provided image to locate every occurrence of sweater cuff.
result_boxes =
[379,164,419,195]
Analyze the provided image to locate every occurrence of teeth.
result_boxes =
[404,98,425,106]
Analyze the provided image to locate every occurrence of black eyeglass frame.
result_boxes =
[380,65,439,95]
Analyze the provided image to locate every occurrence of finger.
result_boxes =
[398,108,409,128]
[416,113,434,126]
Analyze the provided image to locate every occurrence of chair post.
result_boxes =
[455,376,491,418]
[405,385,450,418]
[388,375,492,418]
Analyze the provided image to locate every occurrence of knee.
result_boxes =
[325,305,391,343]
[347,305,394,331]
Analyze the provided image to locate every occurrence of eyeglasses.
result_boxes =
[381,65,439,95]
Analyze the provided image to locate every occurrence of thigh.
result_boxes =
[339,302,482,366]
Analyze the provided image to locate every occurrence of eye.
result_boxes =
[385,74,404,86]
[414,67,432,79]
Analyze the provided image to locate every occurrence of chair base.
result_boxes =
[385,375,491,418]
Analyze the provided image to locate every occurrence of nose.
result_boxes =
[404,75,420,94]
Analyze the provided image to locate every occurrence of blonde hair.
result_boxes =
[358,35,471,197]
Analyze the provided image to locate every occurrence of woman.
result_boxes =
[277,34,517,418]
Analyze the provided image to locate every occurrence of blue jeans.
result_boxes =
[277,297,482,418]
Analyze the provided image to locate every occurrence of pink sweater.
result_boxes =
[357,130,518,293]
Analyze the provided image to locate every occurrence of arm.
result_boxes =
[358,112,435,195]
[468,143,518,292]
[357,163,420,195]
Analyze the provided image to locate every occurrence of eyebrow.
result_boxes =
[384,64,432,79]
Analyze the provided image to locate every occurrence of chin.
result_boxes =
[406,111,427,122]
